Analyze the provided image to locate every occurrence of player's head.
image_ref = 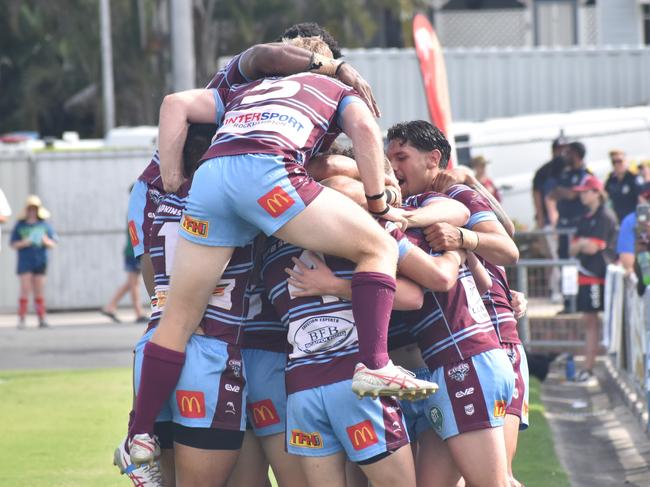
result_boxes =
[284,36,333,58]
[386,120,451,196]
[281,22,342,59]
[183,123,217,178]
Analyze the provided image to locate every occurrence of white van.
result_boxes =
[454,106,650,228]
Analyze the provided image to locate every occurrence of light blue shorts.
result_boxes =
[286,379,410,463]
[400,367,431,440]
[134,328,247,431]
[242,348,287,437]
[180,154,322,247]
[504,343,530,429]
[419,348,515,441]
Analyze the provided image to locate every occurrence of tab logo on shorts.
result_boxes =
[248,399,280,428]
[181,214,209,238]
[290,429,323,449]
[128,220,140,247]
[176,390,206,418]
[346,420,379,451]
[257,186,295,217]
[493,400,507,418]
[447,363,470,382]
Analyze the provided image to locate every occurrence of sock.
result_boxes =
[18,298,28,319]
[351,272,396,369]
[129,342,185,439]
[35,297,45,319]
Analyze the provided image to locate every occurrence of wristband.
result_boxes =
[385,187,399,206]
[369,206,390,216]
[309,53,342,77]
[365,192,385,201]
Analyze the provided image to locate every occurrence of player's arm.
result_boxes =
[158,89,219,192]
[340,101,407,228]
[239,43,379,117]
[397,246,464,292]
[286,255,423,310]
[404,198,470,228]
[466,252,491,295]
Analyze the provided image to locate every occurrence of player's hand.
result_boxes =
[380,206,409,231]
[162,170,185,194]
[510,290,528,319]
[336,63,381,118]
[423,222,462,251]
[430,168,469,193]
[285,255,338,297]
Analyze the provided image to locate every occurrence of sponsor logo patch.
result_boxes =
[181,214,209,238]
[176,390,206,418]
[447,363,470,382]
[225,383,240,393]
[455,387,474,399]
[346,420,379,451]
[128,220,140,247]
[228,359,242,378]
[493,400,507,418]
[464,404,475,416]
[429,406,443,432]
[225,401,237,415]
[248,399,280,428]
[290,429,323,449]
[294,315,354,354]
[257,186,295,217]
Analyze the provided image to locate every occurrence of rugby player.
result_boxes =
[127,22,381,296]
[116,121,261,487]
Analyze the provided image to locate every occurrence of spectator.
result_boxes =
[617,184,650,276]
[570,175,618,381]
[0,188,11,252]
[549,141,591,312]
[10,195,58,328]
[604,149,639,223]
[533,137,567,229]
[101,221,148,324]
[470,155,501,202]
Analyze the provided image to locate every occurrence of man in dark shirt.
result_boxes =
[532,137,567,229]
[604,149,640,223]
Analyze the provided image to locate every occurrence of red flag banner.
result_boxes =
[412,13,456,168]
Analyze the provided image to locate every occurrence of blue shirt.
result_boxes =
[10,220,57,274]
[617,212,636,255]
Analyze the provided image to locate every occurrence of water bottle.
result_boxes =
[565,354,576,381]
[638,251,650,286]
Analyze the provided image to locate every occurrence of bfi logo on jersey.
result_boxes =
[493,400,507,418]
[176,390,206,418]
[257,186,295,217]
[128,220,140,247]
[181,214,209,238]
[248,399,280,428]
[290,429,323,449]
[347,420,379,451]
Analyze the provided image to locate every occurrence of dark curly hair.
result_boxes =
[387,120,451,169]
[281,22,342,59]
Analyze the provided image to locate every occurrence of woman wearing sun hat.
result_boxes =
[10,195,58,328]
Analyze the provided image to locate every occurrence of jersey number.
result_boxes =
[240,79,301,105]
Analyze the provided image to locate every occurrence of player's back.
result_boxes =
[204,73,356,165]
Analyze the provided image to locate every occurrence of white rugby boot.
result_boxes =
[352,360,438,400]
[128,433,161,466]
[113,438,163,486]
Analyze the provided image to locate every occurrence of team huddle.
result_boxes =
[114,23,528,487]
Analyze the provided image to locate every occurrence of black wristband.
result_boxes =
[369,206,390,216]
[365,192,385,201]
[335,61,347,76]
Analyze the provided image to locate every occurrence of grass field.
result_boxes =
[0,368,569,487]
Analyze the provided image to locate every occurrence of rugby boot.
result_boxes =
[352,360,438,400]
[128,433,161,466]
[113,438,163,487]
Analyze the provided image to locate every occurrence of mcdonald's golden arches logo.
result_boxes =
[257,186,295,217]
[346,420,379,451]
[248,399,280,428]
[493,400,507,418]
[176,390,206,418]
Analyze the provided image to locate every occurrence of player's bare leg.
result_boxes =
[447,427,510,487]
[259,433,307,487]
[358,444,416,487]
[416,430,462,487]
[299,451,347,487]
[159,448,175,486]
[173,443,239,487]
[504,414,522,486]
[226,431,271,487]
[346,461,369,487]
[274,187,437,399]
